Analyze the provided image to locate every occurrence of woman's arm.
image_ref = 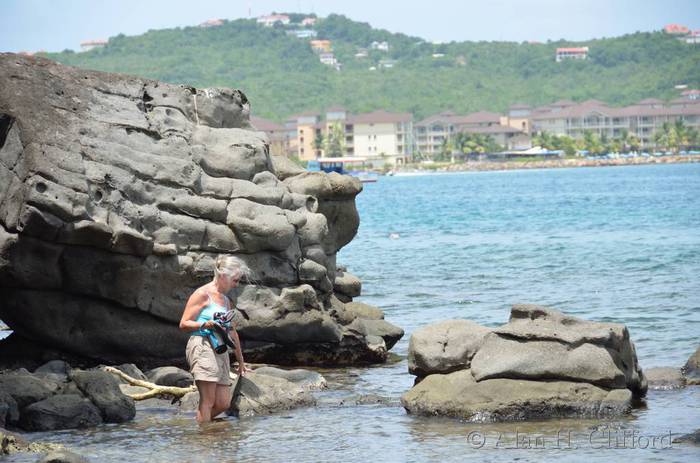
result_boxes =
[229,326,248,376]
[179,290,212,332]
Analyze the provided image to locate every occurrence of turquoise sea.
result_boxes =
[4,163,700,462]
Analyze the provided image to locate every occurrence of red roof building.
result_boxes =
[664,24,690,35]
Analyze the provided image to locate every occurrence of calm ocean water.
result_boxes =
[4,163,700,462]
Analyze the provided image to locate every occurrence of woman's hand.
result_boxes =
[237,363,250,377]
[200,320,215,330]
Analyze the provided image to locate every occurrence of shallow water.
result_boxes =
[5,164,700,461]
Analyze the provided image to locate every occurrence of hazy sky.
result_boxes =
[2,0,700,53]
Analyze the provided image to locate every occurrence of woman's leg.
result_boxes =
[195,380,217,424]
[210,384,232,418]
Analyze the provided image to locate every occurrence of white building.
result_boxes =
[555,47,589,62]
[370,41,390,51]
[347,110,413,165]
[80,39,108,52]
[257,14,290,27]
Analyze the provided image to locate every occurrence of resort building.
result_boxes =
[370,41,390,51]
[292,112,322,161]
[310,40,332,53]
[256,14,290,27]
[664,24,690,35]
[288,29,317,39]
[80,39,108,52]
[415,111,529,155]
[250,116,293,157]
[530,99,700,146]
[301,17,317,27]
[348,110,413,165]
[198,19,224,28]
[555,47,589,62]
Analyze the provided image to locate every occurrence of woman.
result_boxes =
[179,255,249,424]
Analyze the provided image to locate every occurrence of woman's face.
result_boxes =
[218,271,242,292]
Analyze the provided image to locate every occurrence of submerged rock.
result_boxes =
[252,366,327,391]
[37,450,90,463]
[0,53,402,367]
[401,369,632,421]
[645,367,686,390]
[682,346,700,385]
[401,305,647,422]
[230,371,315,416]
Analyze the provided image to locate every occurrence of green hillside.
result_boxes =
[46,14,700,122]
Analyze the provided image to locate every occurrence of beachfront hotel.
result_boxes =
[251,93,700,161]
[529,98,700,147]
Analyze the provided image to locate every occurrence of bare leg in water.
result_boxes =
[196,381,232,423]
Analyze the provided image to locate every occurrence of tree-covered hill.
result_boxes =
[45,14,700,122]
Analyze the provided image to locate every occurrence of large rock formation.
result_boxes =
[401,304,647,422]
[0,53,402,367]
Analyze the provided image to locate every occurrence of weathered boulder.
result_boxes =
[113,363,148,382]
[401,305,646,422]
[645,367,686,390]
[34,360,72,384]
[145,366,193,388]
[0,372,57,409]
[344,301,384,321]
[0,53,400,367]
[333,269,361,301]
[345,318,404,350]
[70,369,135,423]
[408,320,491,377]
[19,394,102,431]
[229,371,315,416]
[253,366,327,391]
[401,370,632,421]
[470,304,646,395]
[0,390,19,427]
[178,370,318,416]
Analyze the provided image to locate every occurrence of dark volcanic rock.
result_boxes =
[0,390,20,427]
[19,394,102,431]
[0,53,402,367]
[0,372,57,409]
[145,366,193,388]
[70,369,135,423]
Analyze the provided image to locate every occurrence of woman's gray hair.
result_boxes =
[214,255,250,280]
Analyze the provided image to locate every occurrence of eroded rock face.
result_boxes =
[401,305,647,422]
[0,54,402,366]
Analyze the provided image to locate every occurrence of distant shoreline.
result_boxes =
[393,155,700,174]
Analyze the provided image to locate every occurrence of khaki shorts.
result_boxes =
[186,335,231,385]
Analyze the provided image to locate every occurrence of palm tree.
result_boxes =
[312,132,324,158]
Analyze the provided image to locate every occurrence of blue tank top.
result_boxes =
[191,293,230,337]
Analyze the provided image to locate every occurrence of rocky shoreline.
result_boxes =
[394,155,699,174]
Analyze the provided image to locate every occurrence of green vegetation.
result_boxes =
[44,14,700,122]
